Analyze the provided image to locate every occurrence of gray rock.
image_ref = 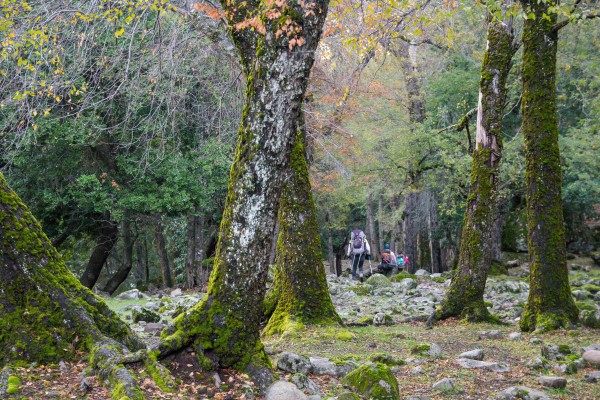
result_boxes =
[456,358,510,372]
[526,357,547,370]
[431,273,442,278]
[583,350,600,368]
[131,307,160,323]
[373,312,393,326]
[277,352,312,374]
[582,344,600,352]
[433,378,455,391]
[144,301,160,311]
[478,330,504,339]
[529,337,543,344]
[538,376,567,389]
[291,374,320,395]
[309,357,338,376]
[459,349,484,361]
[170,288,183,296]
[414,269,430,276]
[307,396,322,400]
[365,274,393,288]
[265,381,307,400]
[44,391,62,398]
[497,386,550,400]
[411,366,424,374]
[117,289,144,299]
[0,368,12,397]
[541,344,569,361]
[508,332,522,340]
[79,377,93,392]
[143,323,166,334]
[428,343,443,358]
[585,370,600,383]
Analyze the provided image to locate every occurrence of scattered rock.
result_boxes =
[277,352,312,374]
[411,366,424,374]
[526,357,547,370]
[508,332,522,340]
[585,370,600,383]
[131,306,160,323]
[541,344,570,360]
[0,368,12,397]
[336,392,360,400]
[365,274,393,288]
[398,278,417,290]
[428,343,443,358]
[478,330,504,339]
[433,378,455,391]
[291,374,320,396]
[143,323,166,334]
[459,349,484,361]
[265,380,307,400]
[414,269,430,276]
[456,358,510,373]
[342,362,400,400]
[58,361,68,374]
[583,350,600,368]
[44,391,62,398]
[309,357,338,376]
[538,376,567,389]
[170,288,183,296]
[370,354,405,366]
[497,386,550,400]
[116,289,145,299]
[529,338,543,344]
[373,312,394,326]
[582,344,600,352]
[79,377,93,393]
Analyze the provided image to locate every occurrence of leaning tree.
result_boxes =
[428,2,518,324]
[154,0,332,389]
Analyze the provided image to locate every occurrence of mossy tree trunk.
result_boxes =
[155,220,173,288]
[431,9,517,324]
[519,0,578,332]
[263,129,341,336]
[79,211,118,289]
[101,217,135,295]
[0,173,174,399]
[154,0,331,390]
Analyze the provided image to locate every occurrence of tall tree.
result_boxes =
[263,129,341,336]
[518,0,578,331]
[0,173,175,398]
[154,0,331,389]
[429,3,518,324]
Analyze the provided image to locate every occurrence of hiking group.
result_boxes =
[347,229,409,281]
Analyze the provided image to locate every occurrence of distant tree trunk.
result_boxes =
[402,191,420,273]
[519,0,578,332]
[79,211,118,289]
[491,199,508,262]
[264,130,341,336]
[431,7,517,324]
[194,215,206,287]
[378,193,385,251]
[326,211,335,274]
[135,238,144,288]
[155,220,173,289]
[367,193,379,260]
[154,0,331,389]
[144,237,150,284]
[0,173,170,397]
[428,194,442,273]
[185,215,197,289]
[101,218,135,295]
[391,41,426,124]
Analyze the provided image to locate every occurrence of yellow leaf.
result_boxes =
[33,124,38,131]
[114,27,125,38]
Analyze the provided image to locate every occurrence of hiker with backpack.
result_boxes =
[376,243,398,275]
[397,252,406,271]
[347,229,371,281]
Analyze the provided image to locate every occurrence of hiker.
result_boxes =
[397,252,406,271]
[347,229,371,281]
[376,243,397,275]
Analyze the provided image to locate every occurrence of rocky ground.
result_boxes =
[2,256,599,399]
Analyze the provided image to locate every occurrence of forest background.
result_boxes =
[1,0,598,294]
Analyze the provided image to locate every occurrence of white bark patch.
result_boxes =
[476,91,487,148]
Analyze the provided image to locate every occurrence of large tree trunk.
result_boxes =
[135,238,144,288]
[378,193,385,251]
[431,8,517,324]
[326,211,336,274]
[402,191,420,273]
[366,192,379,260]
[79,211,118,289]
[519,0,578,332]
[428,194,442,273]
[264,129,341,336]
[154,1,331,389]
[391,41,426,124]
[155,220,173,289]
[185,215,197,289]
[101,218,135,295]
[0,173,174,398]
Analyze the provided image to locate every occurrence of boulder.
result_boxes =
[366,274,393,288]
[414,269,430,276]
[265,381,307,400]
[143,323,166,334]
[541,344,570,361]
[580,309,600,329]
[170,288,183,296]
[526,357,547,370]
[277,352,312,374]
[432,378,455,391]
[497,386,550,400]
[342,362,400,400]
[508,332,522,340]
[582,344,600,352]
[459,349,484,361]
[456,358,510,373]
[309,357,338,376]
[116,289,144,299]
[538,376,567,389]
[583,350,600,368]
[373,313,394,326]
[398,278,417,290]
[291,374,320,396]
[428,343,443,358]
[478,330,504,339]
[585,370,600,383]
[131,307,160,323]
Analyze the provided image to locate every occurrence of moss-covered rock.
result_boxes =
[390,272,413,282]
[365,274,393,288]
[580,309,600,329]
[370,353,406,366]
[354,315,374,326]
[131,307,161,323]
[342,362,400,400]
[410,343,431,356]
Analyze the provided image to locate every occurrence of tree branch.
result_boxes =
[553,11,600,32]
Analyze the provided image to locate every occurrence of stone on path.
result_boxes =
[497,386,550,400]
[456,358,510,373]
[583,350,600,368]
[278,352,312,374]
[291,374,320,395]
[478,330,503,339]
[538,376,567,389]
[433,378,455,391]
[459,349,484,361]
[508,332,522,340]
[265,381,307,400]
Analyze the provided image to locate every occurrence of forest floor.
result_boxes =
[3,256,599,400]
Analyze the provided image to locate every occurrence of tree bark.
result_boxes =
[428,194,442,273]
[326,211,335,274]
[155,220,173,289]
[402,191,420,273]
[154,0,331,389]
[264,129,341,336]
[0,173,175,398]
[101,218,135,295]
[431,7,517,324]
[366,192,379,260]
[391,41,426,124]
[185,215,197,289]
[79,211,118,289]
[378,193,385,252]
[519,0,578,332]
[135,238,144,288]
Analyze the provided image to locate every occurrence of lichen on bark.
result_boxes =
[431,8,517,324]
[518,0,578,332]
